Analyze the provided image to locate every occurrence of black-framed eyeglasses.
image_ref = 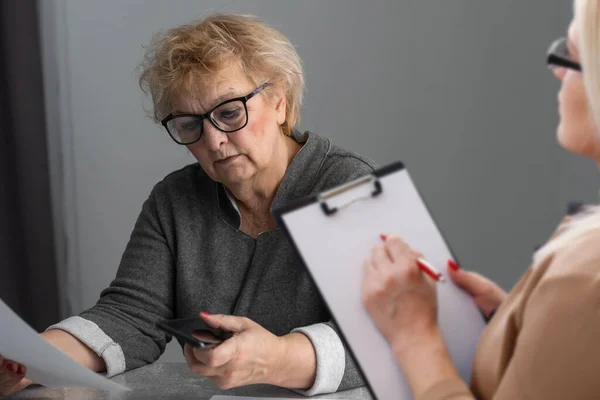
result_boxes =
[161,82,272,145]
[547,37,581,72]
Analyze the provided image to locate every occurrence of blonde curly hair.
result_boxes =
[138,13,305,136]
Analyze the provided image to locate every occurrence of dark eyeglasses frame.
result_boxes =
[546,37,582,72]
[160,82,272,145]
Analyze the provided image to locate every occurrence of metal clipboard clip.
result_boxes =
[318,174,383,216]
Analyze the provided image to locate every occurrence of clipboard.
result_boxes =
[273,161,485,400]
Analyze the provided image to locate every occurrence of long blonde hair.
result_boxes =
[534,0,600,265]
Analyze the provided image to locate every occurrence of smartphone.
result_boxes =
[155,317,233,349]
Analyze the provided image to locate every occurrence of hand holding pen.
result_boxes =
[380,234,447,283]
[363,233,443,349]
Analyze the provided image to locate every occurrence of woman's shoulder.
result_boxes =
[308,132,378,190]
[326,141,378,168]
[327,145,378,174]
[546,223,600,278]
[511,224,600,400]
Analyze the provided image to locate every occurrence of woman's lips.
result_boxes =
[215,155,240,165]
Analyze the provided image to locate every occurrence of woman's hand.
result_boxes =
[184,313,315,390]
[0,355,32,396]
[448,261,507,319]
[362,235,439,352]
[362,235,459,397]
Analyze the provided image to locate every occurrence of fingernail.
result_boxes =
[448,260,460,271]
[6,363,15,372]
[201,311,211,316]
[16,366,24,376]
[380,234,387,242]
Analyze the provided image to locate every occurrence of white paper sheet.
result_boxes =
[0,299,129,394]
[277,167,486,400]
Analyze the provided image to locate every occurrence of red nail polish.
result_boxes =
[380,234,387,242]
[6,363,14,372]
[448,260,460,271]
[16,366,24,376]
[201,311,211,316]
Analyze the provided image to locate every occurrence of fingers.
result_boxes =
[379,235,423,266]
[183,343,196,366]
[363,258,376,277]
[184,335,238,377]
[200,313,246,333]
[0,362,25,394]
[0,359,24,377]
[370,238,424,288]
[362,259,380,305]
[447,264,468,289]
[369,246,396,291]
[192,339,236,369]
[371,245,388,268]
[187,314,251,383]
[449,264,499,295]
[184,344,216,377]
[0,356,31,395]
[448,264,485,295]
[382,235,410,263]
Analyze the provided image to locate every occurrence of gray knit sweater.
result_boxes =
[48,130,376,395]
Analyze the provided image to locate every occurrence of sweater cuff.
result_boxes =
[291,323,345,396]
[46,316,126,377]
[417,377,473,400]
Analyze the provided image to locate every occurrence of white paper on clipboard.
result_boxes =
[274,162,485,400]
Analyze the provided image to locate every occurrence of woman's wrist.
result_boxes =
[392,327,460,398]
[268,332,316,389]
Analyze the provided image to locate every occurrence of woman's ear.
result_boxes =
[274,87,287,126]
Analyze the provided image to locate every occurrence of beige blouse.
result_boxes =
[420,223,600,400]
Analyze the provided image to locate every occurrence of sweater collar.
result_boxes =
[216,130,331,229]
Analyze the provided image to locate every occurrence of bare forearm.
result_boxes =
[270,332,316,389]
[393,328,460,398]
[41,330,106,373]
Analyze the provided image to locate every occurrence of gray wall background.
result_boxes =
[39,0,596,363]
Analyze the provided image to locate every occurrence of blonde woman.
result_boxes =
[0,14,374,396]
[362,0,600,398]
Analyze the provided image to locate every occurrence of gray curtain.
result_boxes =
[0,0,59,332]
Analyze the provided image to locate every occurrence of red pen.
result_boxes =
[416,258,446,283]
[380,234,446,283]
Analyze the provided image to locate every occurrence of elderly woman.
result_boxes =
[363,0,600,399]
[0,13,373,396]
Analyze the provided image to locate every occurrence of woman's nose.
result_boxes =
[552,66,567,81]
[202,120,228,150]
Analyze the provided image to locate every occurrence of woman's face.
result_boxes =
[554,21,600,160]
[170,63,286,187]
